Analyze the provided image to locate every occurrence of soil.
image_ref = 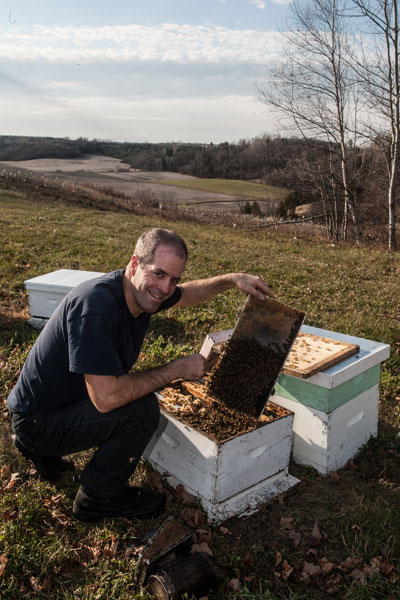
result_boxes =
[158,381,290,443]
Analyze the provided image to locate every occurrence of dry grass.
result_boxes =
[0,180,399,599]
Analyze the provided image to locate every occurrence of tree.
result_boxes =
[350,0,399,249]
[259,0,363,243]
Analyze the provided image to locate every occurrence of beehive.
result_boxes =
[273,324,390,474]
[143,401,297,523]
[24,269,105,327]
[200,325,390,474]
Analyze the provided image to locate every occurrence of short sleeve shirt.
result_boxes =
[7,270,182,414]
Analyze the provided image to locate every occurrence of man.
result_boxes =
[8,228,273,522]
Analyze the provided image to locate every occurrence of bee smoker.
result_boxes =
[134,516,223,600]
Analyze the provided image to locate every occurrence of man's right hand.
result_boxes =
[173,353,206,381]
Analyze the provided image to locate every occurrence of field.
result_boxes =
[0,155,287,214]
[0,184,399,600]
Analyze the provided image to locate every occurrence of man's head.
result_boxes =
[133,228,188,267]
[124,228,188,316]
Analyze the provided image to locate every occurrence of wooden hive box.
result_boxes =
[143,401,297,523]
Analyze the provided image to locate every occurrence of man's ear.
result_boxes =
[130,255,139,276]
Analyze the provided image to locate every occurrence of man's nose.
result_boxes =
[159,278,172,295]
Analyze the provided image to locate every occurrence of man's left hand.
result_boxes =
[232,273,275,301]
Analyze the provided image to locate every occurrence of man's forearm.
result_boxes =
[177,272,273,307]
[178,274,238,306]
[85,354,205,413]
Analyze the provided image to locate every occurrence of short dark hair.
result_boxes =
[134,228,188,266]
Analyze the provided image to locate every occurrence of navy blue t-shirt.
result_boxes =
[7,269,182,414]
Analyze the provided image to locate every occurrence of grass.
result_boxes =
[147,177,289,201]
[0,186,399,599]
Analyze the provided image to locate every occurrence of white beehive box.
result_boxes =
[273,324,390,474]
[24,269,104,327]
[199,325,390,475]
[144,405,298,523]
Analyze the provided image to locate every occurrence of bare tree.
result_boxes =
[259,0,363,243]
[350,0,399,250]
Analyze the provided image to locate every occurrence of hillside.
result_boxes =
[0,186,399,599]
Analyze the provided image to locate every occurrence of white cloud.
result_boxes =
[250,0,266,8]
[0,23,285,64]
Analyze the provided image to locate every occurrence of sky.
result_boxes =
[0,0,293,144]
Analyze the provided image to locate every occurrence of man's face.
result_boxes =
[129,243,186,315]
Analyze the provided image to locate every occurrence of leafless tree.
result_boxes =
[259,0,363,243]
[350,0,399,249]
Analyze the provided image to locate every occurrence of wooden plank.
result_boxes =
[282,332,359,379]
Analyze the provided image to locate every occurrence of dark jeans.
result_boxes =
[10,394,160,498]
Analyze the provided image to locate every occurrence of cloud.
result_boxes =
[250,0,266,8]
[0,23,285,65]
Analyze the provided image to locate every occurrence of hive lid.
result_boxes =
[24,269,105,293]
[206,295,306,419]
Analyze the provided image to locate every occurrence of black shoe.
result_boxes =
[72,484,166,523]
[12,434,75,482]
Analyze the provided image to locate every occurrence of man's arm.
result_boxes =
[85,353,205,413]
[175,272,274,308]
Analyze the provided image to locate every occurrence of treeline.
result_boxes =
[0,134,396,245]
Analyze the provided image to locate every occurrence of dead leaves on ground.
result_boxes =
[274,518,397,593]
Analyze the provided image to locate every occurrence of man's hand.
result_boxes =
[172,353,206,381]
[231,273,274,301]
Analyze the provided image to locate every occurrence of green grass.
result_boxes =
[0,188,399,599]
[148,177,289,201]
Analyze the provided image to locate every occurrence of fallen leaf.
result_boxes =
[280,516,294,530]
[275,551,283,567]
[297,571,310,583]
[180,506,204,528]
[2,510,18,522]
[340,557,360,571]
[30,576,42,592]
[281,559,294,581]
[303,562,321,577]
[175,484,196,504]
[0,555,8,577]
[228,578,241,591]
[196,529,212,545]
[309,521,323,546]
[350,568,366,581]
[319,558,336,575]
[102,536,119,560]
[219,526,232,535]
[3,472,20,490]
[329,471,341,482]
[380,558,395,577]
[0,466,11,478]
[288,530,301,547]
[145,472,165,494]
[191,542,213,557]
